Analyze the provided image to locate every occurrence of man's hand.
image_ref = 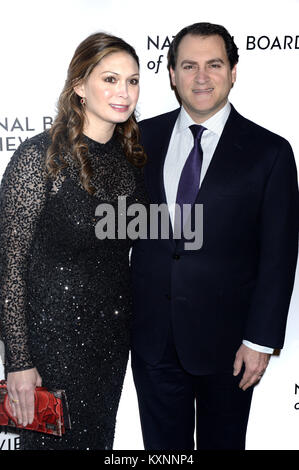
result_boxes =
[233,344,270,391]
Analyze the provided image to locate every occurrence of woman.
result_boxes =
[0,32,147,450]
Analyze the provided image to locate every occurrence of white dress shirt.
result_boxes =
[163,102,273,355]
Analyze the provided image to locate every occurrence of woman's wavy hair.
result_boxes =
[46,32,146,194]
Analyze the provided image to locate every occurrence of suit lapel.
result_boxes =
[143,108,180,206]
[197,105,246,201]
[142,109,180,244]
[176,106,249,250]
[142,106,249,249]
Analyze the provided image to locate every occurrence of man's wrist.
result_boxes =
[243,339,274,354]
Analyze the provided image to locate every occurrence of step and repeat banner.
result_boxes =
[0,0,298,451]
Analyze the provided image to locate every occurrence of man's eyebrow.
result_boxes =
[206,58,225,64]
[180,58,225,66]
[180,60,198,66]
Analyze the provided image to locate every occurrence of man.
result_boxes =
[130,22,299,450]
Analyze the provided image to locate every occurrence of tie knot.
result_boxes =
[189,124,206,141]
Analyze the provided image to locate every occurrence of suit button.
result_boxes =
[173,254,180,260]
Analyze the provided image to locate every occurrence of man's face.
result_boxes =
[170,34,237,123]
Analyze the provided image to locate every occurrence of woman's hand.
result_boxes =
[7,368,42,426]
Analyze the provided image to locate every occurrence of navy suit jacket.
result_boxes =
[131,105,299,375]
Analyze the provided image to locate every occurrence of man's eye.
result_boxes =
[183,65,195,70]
[210,63,221,68]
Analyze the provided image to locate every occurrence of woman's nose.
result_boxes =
[117,81,129,98]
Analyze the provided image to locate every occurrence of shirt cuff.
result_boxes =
[243,340,274,354]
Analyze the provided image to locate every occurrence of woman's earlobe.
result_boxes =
[73,82,85,99]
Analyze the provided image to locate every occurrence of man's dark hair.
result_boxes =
[167,22,239,70]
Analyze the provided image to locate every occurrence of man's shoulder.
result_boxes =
[232,106,289,147]
[138,108,180,131]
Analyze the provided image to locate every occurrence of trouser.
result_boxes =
[131,327,253,450]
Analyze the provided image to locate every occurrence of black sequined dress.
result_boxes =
[0,131,146,450]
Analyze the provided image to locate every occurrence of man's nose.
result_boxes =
[194,68,210,83]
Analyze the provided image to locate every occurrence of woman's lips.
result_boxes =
[110,104,130,112]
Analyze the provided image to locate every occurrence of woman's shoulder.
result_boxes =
[17,130,51,154]
[3,131,51,180]
[11,130,52,167]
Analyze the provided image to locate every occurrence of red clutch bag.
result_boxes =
[0,380,71,436]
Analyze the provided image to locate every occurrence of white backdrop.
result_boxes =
[0,0,298,450]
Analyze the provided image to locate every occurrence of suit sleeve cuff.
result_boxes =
[243,340,274,354]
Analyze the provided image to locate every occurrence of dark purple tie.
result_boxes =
[175,124,206,234]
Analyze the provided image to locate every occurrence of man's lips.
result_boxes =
[192,88,214,94]
[110,104,130,112]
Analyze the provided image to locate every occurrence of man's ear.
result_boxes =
[169,66,176,88]
[231,64,237,85]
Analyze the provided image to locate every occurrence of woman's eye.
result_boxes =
[104,76,117,83]
[130,78,139,85]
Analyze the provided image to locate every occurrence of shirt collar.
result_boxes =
[177,101,231,137]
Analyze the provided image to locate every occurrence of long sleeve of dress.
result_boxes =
[0,136,48,373]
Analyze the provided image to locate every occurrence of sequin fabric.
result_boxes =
[0,131,147,450]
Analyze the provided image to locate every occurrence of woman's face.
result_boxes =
[75,51,140,134]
